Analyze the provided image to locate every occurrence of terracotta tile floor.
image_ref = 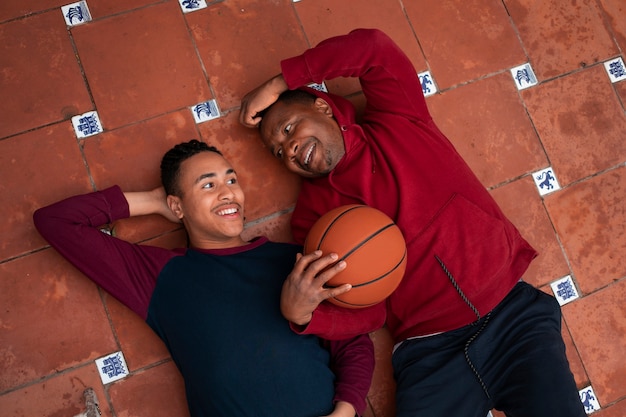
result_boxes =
[1,0,625,416]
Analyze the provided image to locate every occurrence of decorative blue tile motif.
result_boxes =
[95,351,129,384]
[510,63,538,90]
[603,57,626,83]
[418,71,437,97]
[579,386,600,414]
[550,275,580,306]
[532,167,561,196]
[71,111,103,138]
[61,1,92,27]
[178,0,208,13]
[191,99,220,124]
[307,82,328,93]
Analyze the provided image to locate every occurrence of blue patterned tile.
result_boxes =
[71,111,103,138]
[550,275,580,306]
[191,99,220,124]
[418,71,437,97]
[510,63,538,90]
[603,57,626,83]
[532,167,561,196]
[95,351,129,384]
[178,0,208,13]
[579,385,600,414]
[61,1,92,27]
[307,82,328,93]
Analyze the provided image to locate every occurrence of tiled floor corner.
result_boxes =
[1,1,625,416]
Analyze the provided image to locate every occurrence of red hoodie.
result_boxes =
[283,29,537,343]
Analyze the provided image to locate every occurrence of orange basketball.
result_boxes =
[304,205,407,309]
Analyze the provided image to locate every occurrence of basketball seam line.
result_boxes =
[337,223,396,263]
[326,248,407,289]
[315,205,365,250]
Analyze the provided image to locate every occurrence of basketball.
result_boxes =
[304,205,407,309]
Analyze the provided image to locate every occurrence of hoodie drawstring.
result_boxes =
[435,254,492,400]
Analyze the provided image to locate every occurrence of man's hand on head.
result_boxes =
[239,74,288,128]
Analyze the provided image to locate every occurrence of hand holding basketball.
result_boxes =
[304,205,407,309]
[280,250,352,325]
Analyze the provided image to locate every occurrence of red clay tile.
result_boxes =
[0,249,117,392]
[197,112,302,222]
[594,398,626,417]
[0,1,68,22]
[544,166,626,294]
[367,328,396,417]
[0,123,93,261]
[142,228,189,250]
[88,0,163,18]
[103,294,170,371]
[82,110,198,191]
[427,72,547,188]
[0,366,112,417]
[241,212,295,244]
[598,0,626,51]
[615,80,626,105]
[505,0,619,79]
[491,177,570,288]
[522,66,626,186]
[187,0,309,111]
[108,361,189,417]
[71,2,211,129]
[562,278,626,405]
[561,320,589,389]
[295,0,426,97]
[0,10,92,139]
[405,0,526,89]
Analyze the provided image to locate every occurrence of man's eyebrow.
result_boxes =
[194,169,237,184]
[194,172,216,184]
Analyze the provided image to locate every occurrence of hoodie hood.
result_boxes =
[297,86,357,126]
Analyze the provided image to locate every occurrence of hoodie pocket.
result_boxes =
[409,193,512,302]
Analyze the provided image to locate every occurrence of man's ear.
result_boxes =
[314,97,334,117]
[167,195,184,220]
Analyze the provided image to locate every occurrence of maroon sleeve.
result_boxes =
[280,28,430,123]
[33,186,178,319]
[290,301,386,341]
[325,334,375,416]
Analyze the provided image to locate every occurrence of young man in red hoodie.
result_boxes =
[34,140,373,417]
[240,29,586,417]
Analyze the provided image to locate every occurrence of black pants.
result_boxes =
[392,282,586,417]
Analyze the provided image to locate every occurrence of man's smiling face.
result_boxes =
[259,97,345,178]
[168,151,246,248]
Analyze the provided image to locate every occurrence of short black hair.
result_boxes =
[258,89,317,130]
[160,139,222,197]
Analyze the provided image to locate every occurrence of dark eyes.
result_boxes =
[201,178,237,189]
[275,124,292,159]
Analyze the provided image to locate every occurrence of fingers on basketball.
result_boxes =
[304,205,407,309]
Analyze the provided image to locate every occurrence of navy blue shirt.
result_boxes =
[147,244,336,417]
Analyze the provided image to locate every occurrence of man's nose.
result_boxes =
[286,139,299,160]
[218,184,235,199]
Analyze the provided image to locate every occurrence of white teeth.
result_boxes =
[217,208,238,216]
[304,144,314,166]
